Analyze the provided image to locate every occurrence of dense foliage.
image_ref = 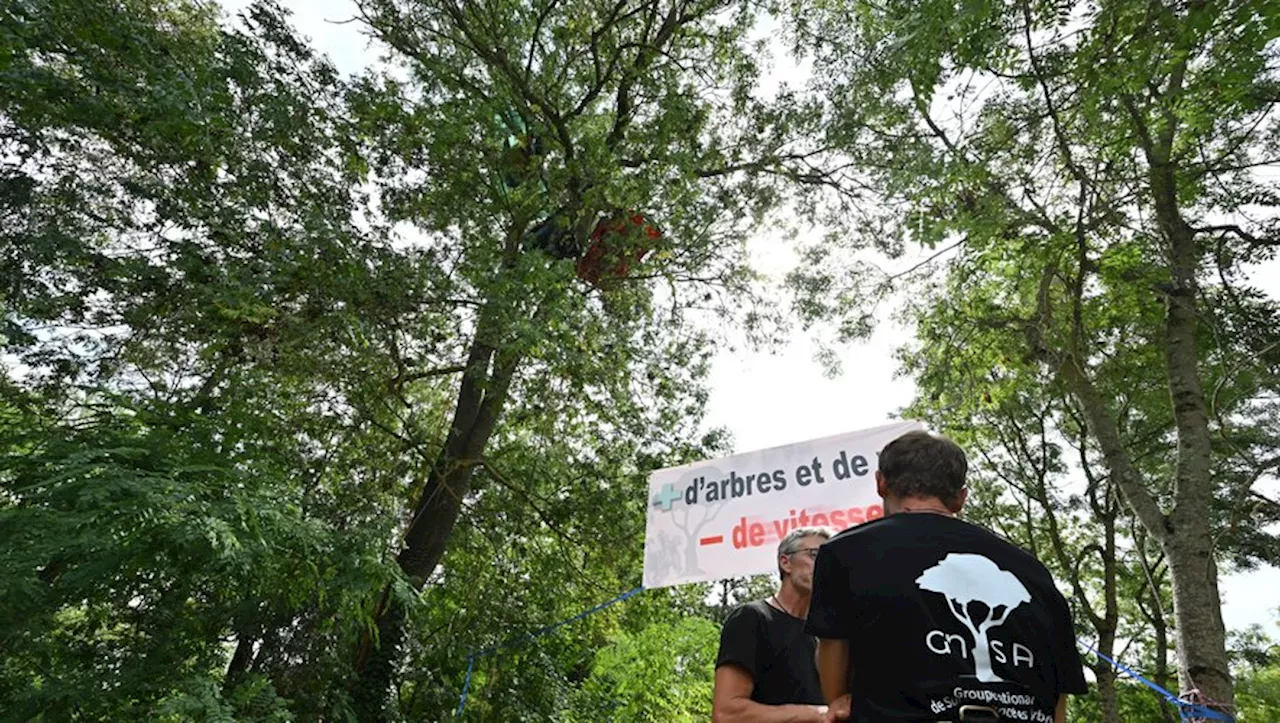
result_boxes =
[3,0,1279,720]
[787,0,1280,716]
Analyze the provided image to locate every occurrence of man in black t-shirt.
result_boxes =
[712,527,832,723]
[806,430,1089,723]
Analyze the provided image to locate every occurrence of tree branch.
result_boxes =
[1020,0,1088,185]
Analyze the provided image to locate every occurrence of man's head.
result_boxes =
[875,430,969,513]
[776,526,831,593]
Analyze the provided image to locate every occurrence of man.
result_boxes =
[806,430,1088,722]
[712,527,832,723]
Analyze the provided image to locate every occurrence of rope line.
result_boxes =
[1078,640,1233,721]
[455,586,644,716]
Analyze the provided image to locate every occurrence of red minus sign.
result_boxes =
[699,535,724,546]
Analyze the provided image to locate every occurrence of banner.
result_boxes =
[642,420,924,589]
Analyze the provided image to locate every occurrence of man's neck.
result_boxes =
[772,582,811,619]
[886,495,955,517]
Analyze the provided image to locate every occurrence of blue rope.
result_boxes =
[455,586,644,716]
[454,654,476,717]
[1079,640,1233,721]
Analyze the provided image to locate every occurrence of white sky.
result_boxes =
[213,0,1278,638]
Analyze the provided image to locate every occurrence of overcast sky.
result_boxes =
[213,0,1278,638]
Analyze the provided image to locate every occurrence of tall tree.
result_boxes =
[788,0,1280,712]
[3,0,836,717]
[340,0,832,714]
[2,0,423,717]
[901,328,1183,722]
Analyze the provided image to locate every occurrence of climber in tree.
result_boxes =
[526,204,582,260]
[493,109,582,262]
[493,112,662,287]
[497,109,544,190]
[525,204,663,288]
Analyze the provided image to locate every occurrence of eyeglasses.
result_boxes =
[787,548,821,560]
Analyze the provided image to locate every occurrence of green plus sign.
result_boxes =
[651,483,681,511]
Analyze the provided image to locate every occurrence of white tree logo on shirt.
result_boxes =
[916,553,1032,682]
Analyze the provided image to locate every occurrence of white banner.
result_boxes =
[642,420,925,589]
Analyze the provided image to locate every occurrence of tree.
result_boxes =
[787,0,1280,712]
[338,0,834,714]
[4,0,839,716]
[0,0,422,718]
[1232,614,1280,721]
[1238,666,1280,723]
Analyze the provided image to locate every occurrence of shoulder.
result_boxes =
[830,515,895,541]
[822,515,897,552]
[964,522,1055,576]
[723,599,771,628]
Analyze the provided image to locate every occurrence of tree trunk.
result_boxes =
[224,633,256,690]
[1151,584,1177,723]
[1095,662,1120,723]
[1164,531,1232,711]
[1097,507,1120,723]
[1036,446,1123,723]
[1057,335,1232,715]
[1152,159,1234,712]
[1132,526,1177,723]
[350,300,525,720]
[351,595,408,720]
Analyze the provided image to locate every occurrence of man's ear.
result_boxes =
[949,487,969,513]
[875,470,887,498]
[778,553,792,577]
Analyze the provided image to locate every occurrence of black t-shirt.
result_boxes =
[715,599,825,706]
[806,513,1089,722]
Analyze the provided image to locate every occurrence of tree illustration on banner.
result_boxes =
[916,554,1031,682]
[644,530,684,586]
[665,467,726,579]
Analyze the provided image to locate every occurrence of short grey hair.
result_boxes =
[777,527,832,580]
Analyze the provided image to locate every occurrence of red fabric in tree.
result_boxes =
[576,211,661,287]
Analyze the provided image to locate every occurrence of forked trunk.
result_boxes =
[351,302,523,719]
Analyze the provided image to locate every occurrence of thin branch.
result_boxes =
[1020,0,1087,185]
[479,460,588,547]
[1194,223,1276,246]
[401,364,468,383]
[885,239,965,282]
[1252,490,1280,512]
[524,0,564,80]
